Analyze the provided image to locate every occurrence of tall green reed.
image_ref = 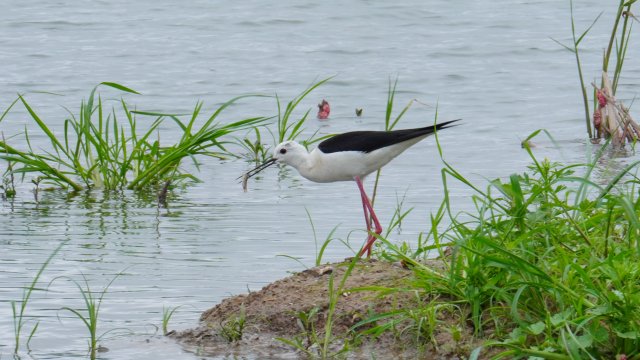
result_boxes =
[303,208,342,266]
[370,77,417,206]
[554,0,636,139]
[274,77,333,146]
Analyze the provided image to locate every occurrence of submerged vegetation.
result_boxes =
[0,82,267,194]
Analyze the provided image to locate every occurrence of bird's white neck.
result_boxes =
[282,148,313,175]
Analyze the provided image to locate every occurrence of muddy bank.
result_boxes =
[172,259,491,359]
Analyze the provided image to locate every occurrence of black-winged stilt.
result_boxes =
[243,119,460,257]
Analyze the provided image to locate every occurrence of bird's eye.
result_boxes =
[279,148,287,154]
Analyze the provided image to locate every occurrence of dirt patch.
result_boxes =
[171,258,492,359]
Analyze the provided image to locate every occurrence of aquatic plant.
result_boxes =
[236,126,271,165]
[554,0,637,141]
[0,82,267,193]
[301,208,342,267]
[370,77,418,206]
[161,305,183,336]
[54,271,122,360]
[0,101,18,199]
[274,77,333,146]
[235,77,334,164]
[12,241,66,355]
[357,129,640,358]
[0,159,16,199]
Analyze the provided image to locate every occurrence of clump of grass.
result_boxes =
[274,77,332,146]
[294,307,321,348]
[277,208,346,270]
[236,126,271,165]
[0,82,267,193]
[1,164,16,199]
[218,307,246,343]
[384,189,413,238]
[12,241,66,355]
[275,307,322,354]
[53,271,123,360]
[161,305,183,336]
[362,129,640,358]
[277,258,358,359]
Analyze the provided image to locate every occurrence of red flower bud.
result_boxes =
[596,90,607,108]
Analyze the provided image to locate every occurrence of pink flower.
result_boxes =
[317,99,330,120]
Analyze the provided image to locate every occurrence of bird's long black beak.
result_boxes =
[238,158,277,180]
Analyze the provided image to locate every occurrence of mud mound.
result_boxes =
[172,259,488,359]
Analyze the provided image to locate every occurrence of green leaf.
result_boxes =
[99,82,140,95]
[616,330,640,339]
[550,309,571,327]
[528,321,546,335]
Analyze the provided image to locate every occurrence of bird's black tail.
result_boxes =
[392,119,462,143]
[424,119,461,134]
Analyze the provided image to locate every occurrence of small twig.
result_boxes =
[1,132,17,199]
[32,177,41,203]
[158,180,171,208]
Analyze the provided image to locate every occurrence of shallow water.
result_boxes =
[1,0,639,358]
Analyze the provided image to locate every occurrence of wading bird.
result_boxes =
[242,119,460,257]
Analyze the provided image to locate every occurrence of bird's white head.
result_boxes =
[272,141,309,168]
[242,141,310,181]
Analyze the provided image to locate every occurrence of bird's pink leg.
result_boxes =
[354,176,383,257]
[358,185,375,256]
[360,190,372,233]
[362,198,383,256]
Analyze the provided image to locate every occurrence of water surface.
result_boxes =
[1,0,639,358]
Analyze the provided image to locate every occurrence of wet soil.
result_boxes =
[171,258,493,359]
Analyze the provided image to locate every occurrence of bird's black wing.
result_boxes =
[317,119,460,154]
